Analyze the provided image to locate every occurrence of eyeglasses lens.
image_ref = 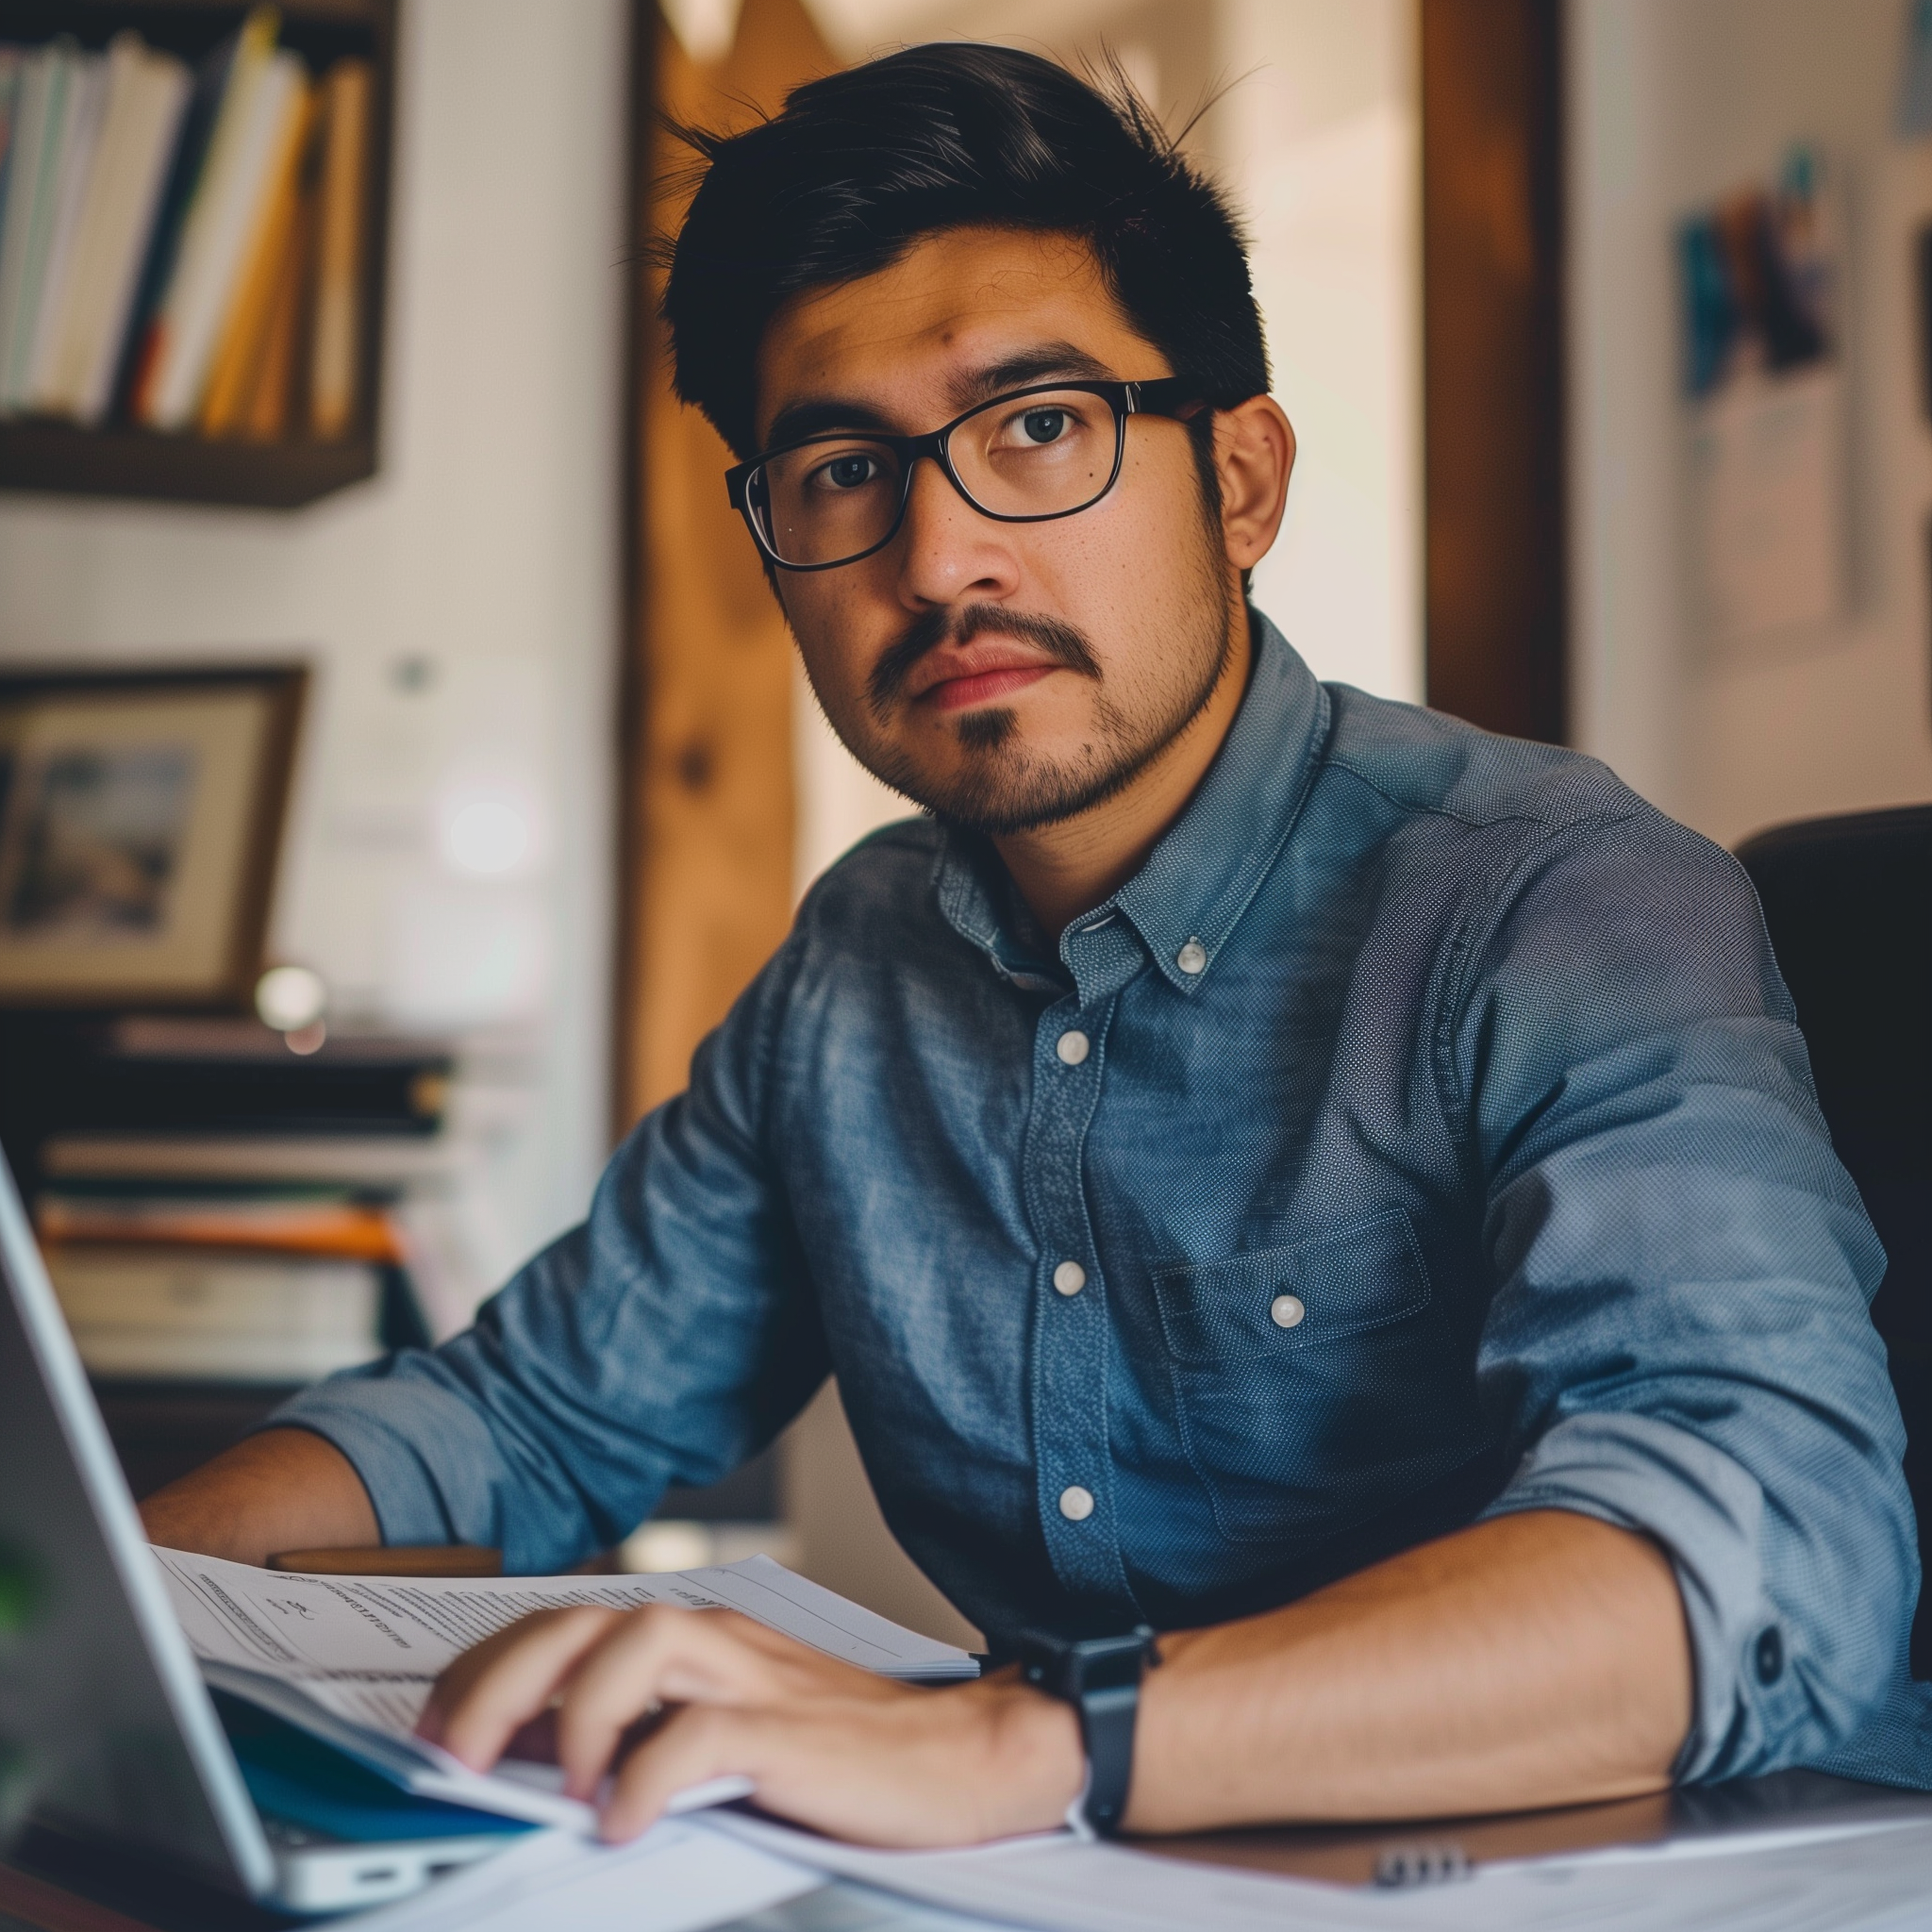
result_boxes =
[758,439,905,569]
[753,389,1123,568]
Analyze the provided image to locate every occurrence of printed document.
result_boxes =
[346,1817,823,1932]
[152,1545,974,1826]
[705,1805,1932,1932]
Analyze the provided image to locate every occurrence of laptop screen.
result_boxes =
[0,1146,272,1895]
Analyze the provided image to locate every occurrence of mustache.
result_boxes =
[866,605,1102,719]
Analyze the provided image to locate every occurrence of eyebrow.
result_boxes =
[761,395,896,448]
[759,342,1123,453]
[949,343,1117,406]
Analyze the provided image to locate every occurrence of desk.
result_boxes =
[0,1824,299,1932]
[7,1773,1932,1932]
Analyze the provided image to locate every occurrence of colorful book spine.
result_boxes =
[0,53,22,305]
[109,29,241,423]
[239,134,319,441]
[19,49,108,407]
[36,1192,406,1264]
[309,58,371,440]
[0,18,373,448]
[200,75,315,437]
[0,41,78,409]
[32,34,192,423]
[136,10,295,429]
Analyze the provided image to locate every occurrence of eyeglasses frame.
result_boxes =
[724,376,1205,573]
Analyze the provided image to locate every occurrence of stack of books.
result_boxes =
[33,1017,454,1388]
[40,1198,393,1382]
[0,9,371,442]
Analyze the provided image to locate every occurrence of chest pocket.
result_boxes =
[1152,1209,1450,1544]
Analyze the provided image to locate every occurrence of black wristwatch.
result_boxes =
[1015,1624,1161,1837]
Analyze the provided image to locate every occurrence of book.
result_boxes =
[133,8,294,428]
[37,1189,407,1263]
[44,1015,456,1139]
[46,1243,384,1380]
[308,58,371,439]
[200,72,315,436]
[42,1131,473,1188]
[110,28,238,422]
[0,23,376,449]
[18,46,108,408]
[0,45,19,159]
[0,40,79,409]
[0,44,21,140]
[0,54,20,295]
[238,142,316,440]
[153,1547,977,1829]
[29,33,191,423]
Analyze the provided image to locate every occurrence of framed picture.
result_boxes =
[0,665,307,1008]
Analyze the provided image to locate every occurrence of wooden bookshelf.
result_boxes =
[0,0,396,510]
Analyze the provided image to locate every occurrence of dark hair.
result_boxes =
[661,43,1270,463]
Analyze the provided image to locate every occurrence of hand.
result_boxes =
[417,1603,1085,1847]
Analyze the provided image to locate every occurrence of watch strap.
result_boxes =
[1016,1625,1158,1839]
[1075,1677,1141,1835]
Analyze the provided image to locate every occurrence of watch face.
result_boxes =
[1073,1632,1154,1693]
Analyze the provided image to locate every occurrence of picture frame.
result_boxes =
[0,664,307,1008]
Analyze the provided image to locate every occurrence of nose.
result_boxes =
[892,453,1020,610]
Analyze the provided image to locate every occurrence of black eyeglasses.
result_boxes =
[724,377,1201,572]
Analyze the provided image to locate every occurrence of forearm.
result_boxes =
[138,1426,380,1567]
[1126,1509,1690,1833]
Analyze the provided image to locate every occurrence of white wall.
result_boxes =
[1213,0,1423,704]
[0,0,629,1270]
[1569,0,1932,844]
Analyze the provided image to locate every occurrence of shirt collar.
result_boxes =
[934,612,1328,995]
[1114,612,1327,991]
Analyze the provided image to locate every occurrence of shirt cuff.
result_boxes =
[1480,1410,1796,1783]
[263,1369,508,1550]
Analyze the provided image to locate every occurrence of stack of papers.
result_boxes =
[346,1804,1932,1932]
[154,1546,975,1827]
[707,1808,1932,1932]
[347,1818,825,1932]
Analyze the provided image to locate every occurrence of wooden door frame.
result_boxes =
[1421,0,1568,744]
[615,0,833,1140]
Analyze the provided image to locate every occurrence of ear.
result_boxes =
[1212,396,1295,572]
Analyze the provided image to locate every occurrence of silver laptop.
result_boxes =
[0,1147,523,1913]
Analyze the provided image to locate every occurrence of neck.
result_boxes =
[992,603,1255,940]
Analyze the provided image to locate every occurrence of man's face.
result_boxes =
[753,226,1241,836]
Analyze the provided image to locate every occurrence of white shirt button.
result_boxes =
[1058,1485,1095,1522]
[1270,1292,1307,1329]
[1176,939,1208,975]
[1053,1260,1087,1296]
[1056,1029,1091,1065]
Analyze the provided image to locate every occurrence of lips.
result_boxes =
[907,642,1060,712]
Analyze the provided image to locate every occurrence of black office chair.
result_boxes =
[1737,805,1932,1674]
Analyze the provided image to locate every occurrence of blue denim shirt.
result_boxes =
[281,615,1919,1786]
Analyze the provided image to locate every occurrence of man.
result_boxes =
[143,46,1916,1848]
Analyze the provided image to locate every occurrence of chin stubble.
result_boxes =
[823,521,1234,837]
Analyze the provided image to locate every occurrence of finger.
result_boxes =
[598,1704,767,1843]
[607,1607,893,1706]
[422,1606,621,1769]
[554,1607,785,1797]
[418,1607,602,1744]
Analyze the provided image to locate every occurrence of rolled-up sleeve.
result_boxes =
[1459,809,1913,1781]
[270,927,830,1575]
